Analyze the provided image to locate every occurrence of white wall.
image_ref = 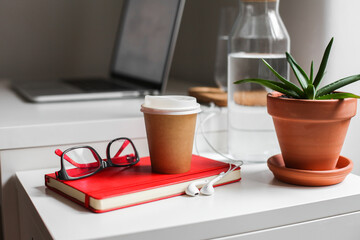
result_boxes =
[281,0,360,87]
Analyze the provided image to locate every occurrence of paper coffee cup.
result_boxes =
[141,95,201,174]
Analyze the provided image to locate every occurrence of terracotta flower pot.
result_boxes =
[267,92,357,170]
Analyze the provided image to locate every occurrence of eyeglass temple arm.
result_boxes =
[55,149,99,168]
[113,139,131,158]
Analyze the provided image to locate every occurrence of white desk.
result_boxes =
[0,79,226,240]
[1,78,360,239]
[16,164,360,240]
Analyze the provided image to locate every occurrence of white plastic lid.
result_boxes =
[141,95,201,115]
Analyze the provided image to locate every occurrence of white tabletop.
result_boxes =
[16,163,360,240]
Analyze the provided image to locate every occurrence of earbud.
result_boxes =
[200,172,226,196]
[185,179,209,197]
[185,172,226,197]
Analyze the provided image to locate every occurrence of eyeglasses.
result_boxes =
[55,137,140,180]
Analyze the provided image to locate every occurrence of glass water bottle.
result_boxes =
[227,0,290,162]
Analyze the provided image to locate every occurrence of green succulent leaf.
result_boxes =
[316,74,360,97]
[286,52,310,90]
[262,59,306,98]
[233,79,300,98]
[305,84,316,99]
[316,92,360,100]
[313,37,334,89]
[310,61,314,83]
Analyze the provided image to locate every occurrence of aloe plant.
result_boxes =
[234,38,360,99]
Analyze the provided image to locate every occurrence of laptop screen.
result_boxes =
[111,0,183,90]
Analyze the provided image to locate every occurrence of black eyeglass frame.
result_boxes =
[56,137,140,181]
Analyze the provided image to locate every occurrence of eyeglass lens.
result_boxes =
[108,139,138,166]
[63,147,101,178]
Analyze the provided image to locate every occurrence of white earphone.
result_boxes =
[186,172,226,197]
[185,179,209,197]
[185,161,242,197]
[200,172,226,195]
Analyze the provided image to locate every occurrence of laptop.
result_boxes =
[12,0,185,103]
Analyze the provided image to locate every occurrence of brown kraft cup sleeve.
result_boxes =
[144,113,197,174]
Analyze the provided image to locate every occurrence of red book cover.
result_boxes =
[45,155,241,213]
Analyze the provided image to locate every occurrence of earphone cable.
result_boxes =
[195,104,244,170]
[196,102,269,166]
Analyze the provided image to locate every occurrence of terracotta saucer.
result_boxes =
[267,154,353,186]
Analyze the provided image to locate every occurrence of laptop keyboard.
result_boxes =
[63,79,132,92]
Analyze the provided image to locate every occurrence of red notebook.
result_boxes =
[45,155,241,213]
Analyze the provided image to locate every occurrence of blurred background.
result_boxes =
[0,0,360,172]
[0,0,359,89]
[0,0,229,85]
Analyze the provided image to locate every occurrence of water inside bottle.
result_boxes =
[228,52,288,162]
